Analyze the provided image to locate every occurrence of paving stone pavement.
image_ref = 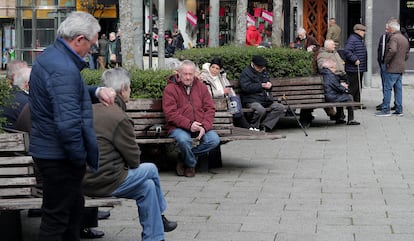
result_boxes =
[21,74,414,241]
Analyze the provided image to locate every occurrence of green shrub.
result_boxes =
[0,79,12,130]
[174,46,314,80]
[82,68,174,99]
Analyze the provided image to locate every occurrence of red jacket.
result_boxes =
[162,74,216,134]
[246,26,262,46]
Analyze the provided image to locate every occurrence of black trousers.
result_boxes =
[34,158,86,241]
[347,72,364,103]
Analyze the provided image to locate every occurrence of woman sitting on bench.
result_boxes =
[321,59,360,126]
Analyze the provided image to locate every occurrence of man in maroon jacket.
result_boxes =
[162,60,220,177]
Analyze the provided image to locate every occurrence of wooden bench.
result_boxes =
[126,98,286,170]
[230,76,363,125]
[0,131,121,241]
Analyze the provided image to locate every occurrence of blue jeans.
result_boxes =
[111,163,166,241]
[382,72,403,113]
[169,128,220,167]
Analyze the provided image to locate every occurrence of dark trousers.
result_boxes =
[347,72,364,103]
[34,158,86,241]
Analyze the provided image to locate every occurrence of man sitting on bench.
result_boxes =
[321,59,360,126]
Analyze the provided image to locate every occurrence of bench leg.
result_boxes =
[197,145,223,172]
[0,210,22,241]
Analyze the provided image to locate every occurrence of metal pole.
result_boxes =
[365,0,373,87]
[149,0,153,68]
[158,0,165,69]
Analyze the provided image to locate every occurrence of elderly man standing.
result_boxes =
[376,21,410,117]
[344,24,367,106]
[29,11,115,241]
[162,60,220,177]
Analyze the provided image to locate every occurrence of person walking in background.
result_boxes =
[246,22,262,46]
[326,18,341,48]
[97,34,108,70]
[162,60,220,177]
[199,57,251,129]
[344,24,367,107]
[376,21,410,117]
[29,11,116,241]
[239,55,285,132]
[107,32,117,68]
[115,29,122,67]
[83,68,177,241]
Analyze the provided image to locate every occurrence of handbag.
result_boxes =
[227,95,243,118]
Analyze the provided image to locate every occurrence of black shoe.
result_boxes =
[28,208,43,217]
[391,106,396,111]
[97,210,110,220]
[347,120,360,125]
[162,215,177,232]
[335,119,346,124]
[80,228,104,239]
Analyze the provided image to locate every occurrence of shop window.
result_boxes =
[400,0,414,48]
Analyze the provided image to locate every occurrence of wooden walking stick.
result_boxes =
[357,63,362,110]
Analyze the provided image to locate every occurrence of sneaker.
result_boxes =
[392,111,404,117]
[248,127,260,131]
[376,104,382,111]
[375,111,392,117]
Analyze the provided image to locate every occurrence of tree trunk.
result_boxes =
[272,0,283,47]
[158,0,165,69]
[209,0,220,47]
[235,0,248,47]
[119,0,144,69]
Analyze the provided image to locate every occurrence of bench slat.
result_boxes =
[0,177,37,186]
[0,156,33,165]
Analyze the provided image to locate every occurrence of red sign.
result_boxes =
[186,11,197,26]
[262,10,273,24]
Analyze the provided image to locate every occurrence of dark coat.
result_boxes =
[344,33,367,73]
[0,86,29,129]
[29,38,100,170]
[239,65,273,107]
[162,74,216,135]
[320,68,352,102]
[384,31,410,74]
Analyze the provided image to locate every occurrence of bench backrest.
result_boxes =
[126,98,234,138]
[0,156,36,198]
[229,76,325,106]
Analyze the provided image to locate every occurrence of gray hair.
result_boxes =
[324,39,335,48]
[388,21,400,32]
[14,67,31,89]
[6,60,28,80]
[322,59,336,69]
[57,11,101,41]
[297,27,306,35]
[101,68,131,93]
[177,60,196,72]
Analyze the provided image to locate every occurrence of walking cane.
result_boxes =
[357,64,363,110]
[281,94,308,136]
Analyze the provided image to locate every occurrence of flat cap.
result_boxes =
[252,55,268,67]
[353,24,366,31]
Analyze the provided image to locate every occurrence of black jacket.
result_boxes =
[239,65,273,107]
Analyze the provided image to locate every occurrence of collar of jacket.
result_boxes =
[114,95,126,111]
[56,37,88,70]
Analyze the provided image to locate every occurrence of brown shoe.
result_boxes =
[176,162,185,176]
[184,167,195,177]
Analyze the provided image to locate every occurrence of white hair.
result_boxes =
[297,27,306,35]
[101,68,131,93]
[13,67,31,89]
[388,21,400,32]
[57,11,101,41]
[324,39,335,48]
